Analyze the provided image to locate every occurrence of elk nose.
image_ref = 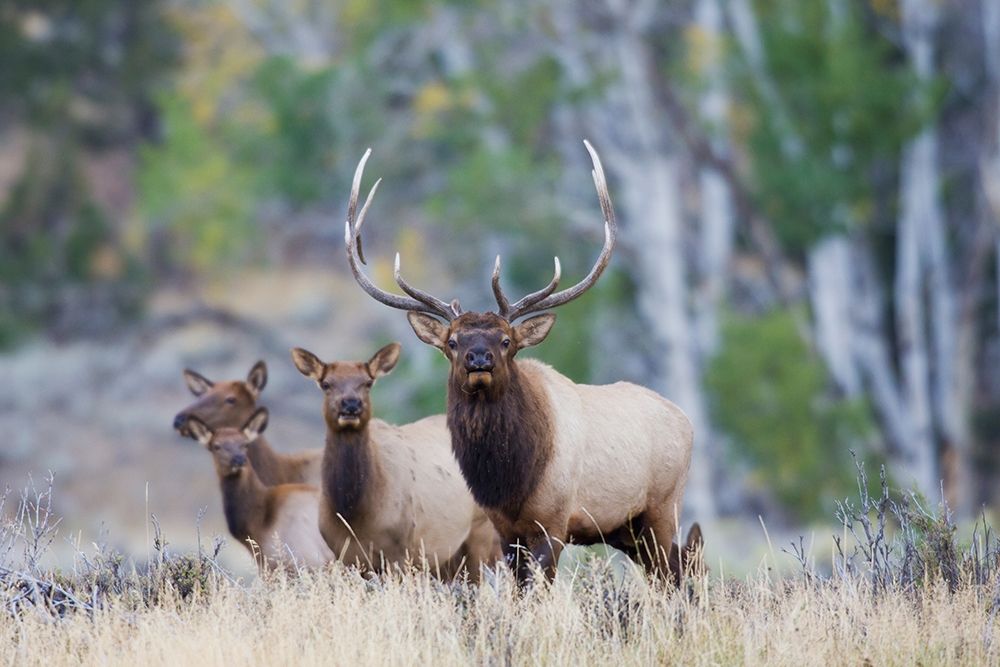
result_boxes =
[173,413,187,430]
[465,348,494,372]
[231,453,247,468]
[341,398,363,415]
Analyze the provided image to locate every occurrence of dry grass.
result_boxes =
[4,465,1000,666]
[2,565,999,666]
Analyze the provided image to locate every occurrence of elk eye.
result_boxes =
[225,397,236,405]
[320,381,330,391]
[364,380,374,389]
[501,338,511,349]
[447,339,457,350]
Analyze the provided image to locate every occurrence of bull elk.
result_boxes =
[183,409,334,571]
[291,343,500,580]
[173,361,322,486]
[343,143,693,582]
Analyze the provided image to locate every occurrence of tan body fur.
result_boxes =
[292,344,500,580]
[224,475,334,571]
[491,360,692,548]
[318,415,498,577]
[246,440,322,487]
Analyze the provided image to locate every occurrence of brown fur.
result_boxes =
[174,361,322,485]
[667,523,707,585]
[185,410,333,571]
[446,347,554,516]
[407,310,694,583]
[291,344,500,580]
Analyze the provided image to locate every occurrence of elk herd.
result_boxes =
[171,142,703,586]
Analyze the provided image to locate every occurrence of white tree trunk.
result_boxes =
[547,0,716,521]
[694,0,733,355]
[894,0,954,503]
[895,137,938,498]
[849,239,914,456]
[611,20,716,522]
[984,0,1000,353]
[808,236,861,396]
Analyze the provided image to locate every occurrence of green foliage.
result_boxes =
[138,95,257,271]
[0,0,177,133]
[706,309,873,520]
[729,0,929,253]
[240,57,339,203]
[0,0,176,346]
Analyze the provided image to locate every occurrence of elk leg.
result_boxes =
[642,495,682,583]
[502,532,563,584]
[525,532,563,582]
[461,516,502,583]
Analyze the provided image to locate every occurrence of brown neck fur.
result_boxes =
[322,422,381,526]
[446,360,554,517]
[245,436,286,486]
[219,467,273,548]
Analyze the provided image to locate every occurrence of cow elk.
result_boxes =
[291,343,500,580]
[183,409,334,571]
[669,523,707,586]
[343,143,693,583]
[174,361,322,485]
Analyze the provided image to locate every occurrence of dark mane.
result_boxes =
[323,428,374,525]
[446,362,553,516]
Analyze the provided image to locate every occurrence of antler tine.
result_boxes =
[491,256,511,317]
[347,149,378,264]
[500,256,562,320]
[344,149,458,321]
[504,140,617,321]
[394,253,463,319]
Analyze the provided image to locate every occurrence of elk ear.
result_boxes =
[513,313,556,350]
[183,369,213,397]
[291,348,324,381]
[367,342,401,379]
[685,522,703,551]
[246,360,267,397]
[406,313,449,350]
[242,407,268,440]
[185,416,213,448]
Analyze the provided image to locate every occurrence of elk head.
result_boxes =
[173,361,268,437]
[291,343,401,431]
[671,522,707,581]
[343,141,616,399]
[185,408,269,478]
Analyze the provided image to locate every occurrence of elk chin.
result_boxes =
[336,415,363,430]
[465,371,494,391]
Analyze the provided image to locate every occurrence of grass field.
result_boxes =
[4,470,1000,666]
[3,563,999,666]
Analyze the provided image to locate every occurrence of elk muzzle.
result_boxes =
[173,412,190,434]
[464,347,495,389]
[336,397,364,428]
[464,348,494,373]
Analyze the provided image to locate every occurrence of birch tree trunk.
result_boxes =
[808,236,861,397]
[895,0,947,502]
[693,0,733,356]
[984,0,1000,346]
[547,0,716,521]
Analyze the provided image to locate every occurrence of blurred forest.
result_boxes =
[2,0,1000,566]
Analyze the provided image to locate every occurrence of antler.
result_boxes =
[494,140,617,321]
[344,149,461,321]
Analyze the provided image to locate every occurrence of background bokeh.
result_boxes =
[2,0,999,574]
